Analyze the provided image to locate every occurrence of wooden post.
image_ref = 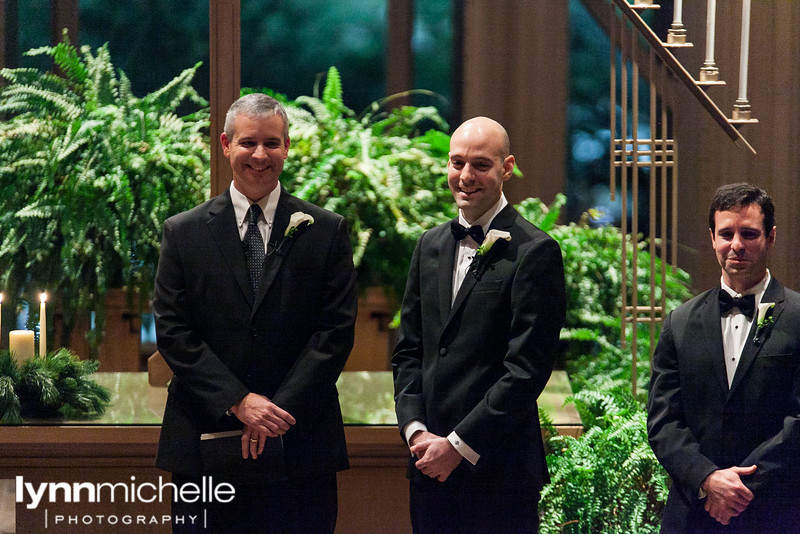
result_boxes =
[386,0,414,107]
[1,0,19,75]
[50,0,79,45]
[209,0,241,197]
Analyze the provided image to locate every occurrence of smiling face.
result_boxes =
[221,113,289,202]
[447,117,515,223]
[710,203,776,293]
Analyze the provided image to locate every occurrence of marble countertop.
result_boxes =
[5,370,581,428]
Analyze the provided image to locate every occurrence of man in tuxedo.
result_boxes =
[648,183,800,533]
[153,93,357,533]
[392,116,566,533]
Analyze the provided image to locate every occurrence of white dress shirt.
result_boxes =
[720,270,770,387]
[229,181,281,252]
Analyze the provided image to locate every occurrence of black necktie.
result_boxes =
[244,204,265,296]
[718,291,756,319]
[450,220,485,244]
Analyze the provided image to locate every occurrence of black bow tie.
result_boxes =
[450,220,485,244]
[718,291,756,319]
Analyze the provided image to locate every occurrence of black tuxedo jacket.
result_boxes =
[153,187,357,479]
[392,204,566,492]
[648,278,800,532]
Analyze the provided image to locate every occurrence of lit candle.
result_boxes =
[9,330,35,363]
[39,292,47,358]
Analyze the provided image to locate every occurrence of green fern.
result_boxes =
[266,66,452,299]
[0,37,209,354]
[540,387,667,533]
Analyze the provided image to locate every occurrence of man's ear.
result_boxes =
[220,132,231,157]
[502,155,515,181]
[767,226,776,248]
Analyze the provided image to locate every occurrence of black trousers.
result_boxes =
[171,473,338,534]
[409,476,540,534]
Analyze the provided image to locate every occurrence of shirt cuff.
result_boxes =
[403,420,428,444]
[447,431,480,465]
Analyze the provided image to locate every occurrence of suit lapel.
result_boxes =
[728,279,785,397]
[437,223,457,325]
[702,289,730,395]
[206,191,253,304]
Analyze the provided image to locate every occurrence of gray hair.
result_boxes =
[224,93,289,140]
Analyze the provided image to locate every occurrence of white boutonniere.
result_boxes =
[476,230,511,256]
[753,302,775,345]
[271,212,314,256]
[285,212,315,237]
[471,230,511,279]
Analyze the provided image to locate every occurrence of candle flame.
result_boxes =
[40,292,47,303]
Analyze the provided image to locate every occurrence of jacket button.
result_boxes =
[251,328,258,337]
[439,347,447,356]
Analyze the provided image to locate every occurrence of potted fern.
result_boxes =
[271,66,455,301]
[251,67,455,369]
[0,37,210,365]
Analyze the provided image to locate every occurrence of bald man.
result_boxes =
[392,117,566,533]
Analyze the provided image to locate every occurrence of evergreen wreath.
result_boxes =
[0,349,111,424]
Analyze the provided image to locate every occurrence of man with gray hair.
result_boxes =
[154,93,357,533]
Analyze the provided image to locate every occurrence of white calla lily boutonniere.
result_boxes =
[285,212,315,237]
[476,230,511,257]
[471,230,511,280]
[271,212,315,256]
[753,301,775,345]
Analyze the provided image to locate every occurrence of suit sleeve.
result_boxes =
[454,237,566,456]
[739,340,800,494]
[647,311,720,495]
[270,216,358,422]
[392,235,427,438]
[153,217,250,421]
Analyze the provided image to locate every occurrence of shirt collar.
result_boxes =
[230,181,281,229]
[458,194,508,236]
[720,269,771,304]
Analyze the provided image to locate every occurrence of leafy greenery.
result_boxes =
[518,196,692,531]
[515,196,692,392]
[540,387,669,533]
[0,349,111,424]
[0,37,210,353]
[262,66,454,301]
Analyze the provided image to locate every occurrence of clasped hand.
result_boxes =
[701,465,757,525]
[230,393,296,459]
[409,431,463,482]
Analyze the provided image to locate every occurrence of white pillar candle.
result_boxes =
[705,0,716,62]
[739,0,751,101]
[0,293,3,350]
[9,330,35,363]
[39,293,47,358]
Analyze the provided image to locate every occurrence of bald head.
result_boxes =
[447,116,515,223]
[451,116,511,161]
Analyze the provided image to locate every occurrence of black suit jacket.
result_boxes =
[648,278,800,533]
[392,204,566,493]
[153,187,357,479]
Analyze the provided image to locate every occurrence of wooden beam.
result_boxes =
[50,0,79,46]
[1,0,19,74]
[386,0,414,105]
[209,0,241,197]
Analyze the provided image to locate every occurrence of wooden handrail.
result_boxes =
[610,0,756,154]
